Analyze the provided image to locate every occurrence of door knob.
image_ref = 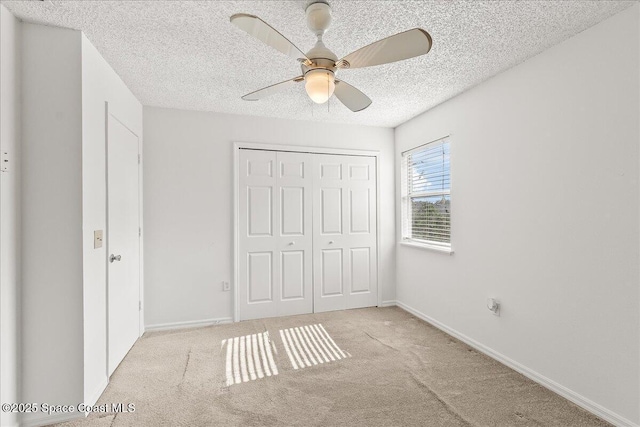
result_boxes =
[329,241,334,244]
[110,254,122,263]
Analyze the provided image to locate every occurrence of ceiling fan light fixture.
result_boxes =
[305,69,335,104]
[231,3,433,112]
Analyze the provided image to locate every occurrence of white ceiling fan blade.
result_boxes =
[241,76,304,101]
[337,28,432,69]
[334,80,372,112]
[231,14,309,62]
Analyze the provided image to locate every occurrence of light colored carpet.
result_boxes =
[56,307,609,427]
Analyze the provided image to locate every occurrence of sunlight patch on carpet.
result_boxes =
[279,324,350,370]
[222,331,278,386]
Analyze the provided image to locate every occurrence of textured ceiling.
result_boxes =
[3,0,634,127]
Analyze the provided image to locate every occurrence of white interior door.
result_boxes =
[313,154,377,312]
[238,150,313,320]
[107,113,140,376]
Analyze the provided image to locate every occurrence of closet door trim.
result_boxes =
[233,142,381,322]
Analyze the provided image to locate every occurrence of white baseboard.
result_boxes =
[379,300,397,307]
[21,410,84,427]
[5,379,99,427]
[85,376,109,408]
[395,300,639,427]
[145,317,233,332]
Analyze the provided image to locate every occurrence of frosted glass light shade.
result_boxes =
[305,69,335,104]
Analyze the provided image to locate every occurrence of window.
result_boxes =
[401,138,451,248]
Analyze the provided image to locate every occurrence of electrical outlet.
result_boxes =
[222,281,230,291]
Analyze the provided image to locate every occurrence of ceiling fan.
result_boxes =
[230,2,432,112]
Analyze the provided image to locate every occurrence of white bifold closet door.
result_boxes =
[312,154,378,312]
[238,149,377,320]
[238,150,313,320]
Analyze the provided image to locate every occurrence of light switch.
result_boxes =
[94,230,103,249]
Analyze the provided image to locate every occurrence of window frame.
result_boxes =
[400,137,453,254]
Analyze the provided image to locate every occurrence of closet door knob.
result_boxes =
[109,254,122,263]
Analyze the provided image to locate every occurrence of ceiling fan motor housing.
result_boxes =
[306,2,332,36]
[302,2,339,102]
[302,3,337,79]
[302,42,337,74]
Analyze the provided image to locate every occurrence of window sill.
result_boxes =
[399,241,454,255]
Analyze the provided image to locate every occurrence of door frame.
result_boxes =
[233,142,381,322]
[105,101,144,378]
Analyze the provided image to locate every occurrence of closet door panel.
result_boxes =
[350,247,371,294]
[344,155,378,309]
[281,250,305,299]
[349,188,371,234]
[248,252,273,302]
[240,149,377,320]
[313,154,377,312]
[276,151,313,315]
[239,150,278,320]
[320,188,343,234]
[281,187,304,235]
[320,248,344,297]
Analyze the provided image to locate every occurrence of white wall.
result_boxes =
[20,25,143,426]
[21,23,84,426]
[143,108,395,328]
[395,5,639,426]
[0,5,21,427]
[81,34,143,407]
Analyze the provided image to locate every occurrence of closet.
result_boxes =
[238,148,378,320]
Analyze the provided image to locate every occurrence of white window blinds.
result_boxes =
[401,139,450,247]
